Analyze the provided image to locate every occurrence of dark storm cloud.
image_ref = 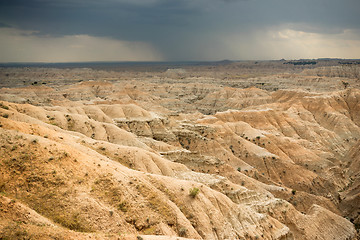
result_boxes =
[0,0,198,51]
[0,0,359,60]
[0,22,12,28]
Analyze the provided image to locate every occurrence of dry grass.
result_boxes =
[0,222,31,240]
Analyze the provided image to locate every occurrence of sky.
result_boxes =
[0,0,359,62]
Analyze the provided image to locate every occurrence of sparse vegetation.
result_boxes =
[0,182,6,193]
[53,212,90,232]
[118,202,128,212]
[1,222,30,240]
[4,158,26,172]
[142,226,156,235]
[0,103,9,110]
[179,227,187,237]
[189,187,200,198]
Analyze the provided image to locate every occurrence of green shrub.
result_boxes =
[118,202,128,212]
[179,227,187,237]
[189,187,200,198]
[0,104,9,110]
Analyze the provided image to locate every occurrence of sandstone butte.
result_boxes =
[0,62,359,239]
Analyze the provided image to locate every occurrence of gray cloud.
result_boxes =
[0,0,359,61]
[0,22,12,28]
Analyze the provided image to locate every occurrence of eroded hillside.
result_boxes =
[0,62,359,239]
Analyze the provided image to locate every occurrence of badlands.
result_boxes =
[0,60,359,240]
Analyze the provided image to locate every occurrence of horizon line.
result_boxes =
[1,58,359,65]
